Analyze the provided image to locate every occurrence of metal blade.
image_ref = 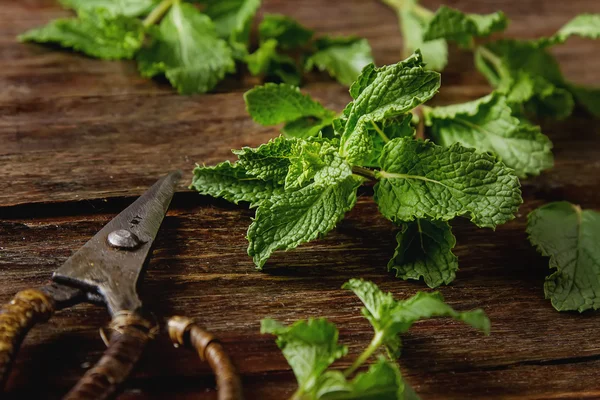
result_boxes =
[53,171,182,316]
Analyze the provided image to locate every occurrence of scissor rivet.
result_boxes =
[107,229,141,249]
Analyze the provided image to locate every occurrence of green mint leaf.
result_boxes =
[423,6,507,47]
[248,176,360,268]
[395,0,448,71]
[527,202,600,312]
[258,13,314,49]
[425,93,554,177]
[568,84,600,118]
[388,219,458,288]
[540,13,600,46]
[137,2,235,94]
[315,358,406,400]
[261,318,348,395]
[190,161,283,207]
[339,52,440,165]
[305,37,374,86]
[234,135,296,184]
[245,39,302,86]
[343,278,490,356]
[200,0,261,50]
[364,115,415,168]
[374,138,522,228]
[19,9,144,60]
[58,0,159,17]
[244,83,337,138]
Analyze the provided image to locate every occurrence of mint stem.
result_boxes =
[143,0,175,28]
[476,45,506,81]
[352,166,378,181]
[343,331,385,377]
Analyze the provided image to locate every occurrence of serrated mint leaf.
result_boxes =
[258,13,314,49]
[343,278,490,356]
[200,0,261,50]
[244,83,337,138]
[364,115,415,168]
[306,37,374,86]
[19,10,144,60]
[246,39,302,85]
[568,84,600,118]
[527,202,600,312]
[58,0,158,17]
[391,0,448,71]
[388,219,458,288]
[423,6,507,48]
[137,2,235,94]
[374,138,522,228]
[425,93,554,177]
[339,52,440,165]
[261,318,348,396]
[234,135,296,184]
[248,176,360,268]
[190,161,283,207]
[540,13,600,46]
[475,40,575,119]
[315,358,406,400]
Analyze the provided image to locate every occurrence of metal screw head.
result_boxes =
[107,229,141,249]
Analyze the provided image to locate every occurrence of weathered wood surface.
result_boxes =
[1,0,600,399]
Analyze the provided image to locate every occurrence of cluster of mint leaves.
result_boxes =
[191,52,523,288]
[382,1,600,177]
[19,0,373,94]
[262,279,490,400]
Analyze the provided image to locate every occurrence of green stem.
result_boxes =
[343,331,385,377]
[289,388,304,400]
[352,166,378,181]
[371,121,390,143]
[143,0,175,28]
[476,45,506,81]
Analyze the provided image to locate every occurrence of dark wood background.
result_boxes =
[1,0,600,398]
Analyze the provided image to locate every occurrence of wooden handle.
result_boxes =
[63,311,157,400]
[168,316,243,400]
[0,289,55,389]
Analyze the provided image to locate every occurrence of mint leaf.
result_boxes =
[568,84,600,118]
[540,13,600,46]
[391,0,448,71]
[343,278,490,356]
[306,37,374,86]
[234,135,296,184]
[425,93,554,177]
[137,2,235,94]
[527,202,600,312]
[190,161,283,207]
[244,83,337,138]
[364,115,415,168]
[58,0,158,17]
[248,176,360,268]
[339,52,440,165]
[200,0,261,43]
[388,219,458,288]
[246,39,302,85]
[19,9,144,60]
[261,318,348,396]
[423,6,507,47]
[315,358,406,400]
[258,13,314,49]
[374,138,522,228]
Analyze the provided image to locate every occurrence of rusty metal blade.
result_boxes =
[53,171,181,315]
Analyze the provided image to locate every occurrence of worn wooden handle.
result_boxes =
[0,289,55,389]
[168,316,243,400]
[63,311,157,400]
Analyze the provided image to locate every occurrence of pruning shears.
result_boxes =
[0,171,242,400]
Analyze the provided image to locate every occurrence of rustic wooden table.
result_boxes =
[1,0,600,399]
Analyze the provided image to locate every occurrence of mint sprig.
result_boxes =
[191,53,523,287]
[18,0,373,94]
[262,279,489,399]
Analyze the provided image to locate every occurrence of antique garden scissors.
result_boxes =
[0,171,242,400]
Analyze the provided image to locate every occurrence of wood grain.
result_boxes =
[1,0,600,399]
